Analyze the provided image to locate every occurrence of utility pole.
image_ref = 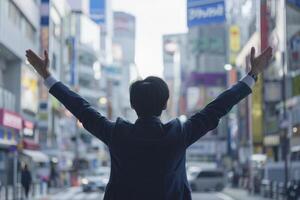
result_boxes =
[281,0,290,192]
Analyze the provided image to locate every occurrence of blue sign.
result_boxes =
[287,0,300,8]
[0,129,4,139]
[40,0,50,26]
[187,0,225,27]
[90,0,106,25]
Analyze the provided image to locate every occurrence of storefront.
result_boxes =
[20,138,50,197]
[0,108,22,186]
[263,134,281,162]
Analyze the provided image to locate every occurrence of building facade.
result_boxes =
[0,0,40,196]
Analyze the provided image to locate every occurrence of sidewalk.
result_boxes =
[0,185,67,200]
[223,187,271,200]
[35,187,81,200]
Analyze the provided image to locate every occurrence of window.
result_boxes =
[25,20,36,42]
[8,1,21,27]
[8,1,36,43]
[197,171,224,178]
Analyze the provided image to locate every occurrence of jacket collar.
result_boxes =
[135,116,161,123]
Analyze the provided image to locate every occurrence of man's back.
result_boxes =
[47,79,252,200]
[26,46,272,200]
[105,117,191,200]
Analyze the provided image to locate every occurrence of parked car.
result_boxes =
[188,169,226,192]
[81,167,110,192]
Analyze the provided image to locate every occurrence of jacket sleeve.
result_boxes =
[49,82,114,145]
[183,81,252,147]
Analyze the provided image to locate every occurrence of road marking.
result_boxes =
[216,193,236,200]
[86,192,101,199]
[72,192,86,200]
[51,193,75,200]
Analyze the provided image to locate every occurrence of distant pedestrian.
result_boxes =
[21,164,32,199]
[50,163,58,188]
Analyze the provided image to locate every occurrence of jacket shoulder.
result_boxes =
[163,118,182,134]
[115,117,134,129]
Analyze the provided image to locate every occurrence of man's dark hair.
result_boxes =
[130,76,169,117]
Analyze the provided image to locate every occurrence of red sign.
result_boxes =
[23,120,34,129]
[0,109,23,130]
[22,139,40,150]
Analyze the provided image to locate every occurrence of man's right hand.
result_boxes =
[249,46,273,75]
[26,50,51,79]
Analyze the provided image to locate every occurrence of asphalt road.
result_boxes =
[42,187,235,200]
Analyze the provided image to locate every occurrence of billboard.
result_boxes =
[293,74,300,96]
[187,0,225,27]
[252,76,263,144]
[229,25,241,64]
[186,73,226,113]
[89,0,106,25]
[21,67,38,113]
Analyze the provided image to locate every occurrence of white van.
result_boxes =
[188,169,226,191]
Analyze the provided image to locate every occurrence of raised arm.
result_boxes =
[183,47,273,147]
[26,50,114,145]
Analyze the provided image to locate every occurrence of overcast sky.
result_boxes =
[113,0,188,78]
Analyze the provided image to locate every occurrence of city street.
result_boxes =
[1,0,300,200]
[37,187,236,200]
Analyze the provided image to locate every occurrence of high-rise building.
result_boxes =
[185,0,228,165]
[104,11,137,122]
[0,0,40,196]
[162,33,188,120]
[235,0,300,185]
[67,0,105,171]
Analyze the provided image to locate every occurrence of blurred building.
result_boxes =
[284,0,300,166]
[185,0,228,165]
[67,0,106,172]
[162,33,188,120]
[89,0,114,166]
[34,0,76,188]
[0,0,40,195]
[235,0,300,184]
[102,11,138,122]
[228,0,258,174]
[89,0,114,65]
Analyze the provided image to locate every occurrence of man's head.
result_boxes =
[130,76,169,117]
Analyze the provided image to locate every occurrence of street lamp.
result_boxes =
[224,64,233,71]
[99,97,108,105]
[164,40,181,118]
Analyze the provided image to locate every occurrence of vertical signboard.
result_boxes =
[252,76,263,145]
[229,25,241,64]
[40,0,50,52]
[89,0,106,25]
[187,0,226,27]
[292,74,300,96]
[39,0,50,137]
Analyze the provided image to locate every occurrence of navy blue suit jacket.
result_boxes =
[49,81,251,200]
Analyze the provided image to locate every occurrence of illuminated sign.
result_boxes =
[90,0,106,25]
[187,0,225,27]
[0,109,22,130]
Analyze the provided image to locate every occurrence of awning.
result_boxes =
[22,149,50,163]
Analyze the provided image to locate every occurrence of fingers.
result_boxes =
[261,46,273,58]
[250,47,255,62]
[26,49,40,61]
[44,50,48,60]
[44,50,49,67]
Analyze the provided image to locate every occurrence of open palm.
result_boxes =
[250,46,273,75]
[26,50,50,79]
